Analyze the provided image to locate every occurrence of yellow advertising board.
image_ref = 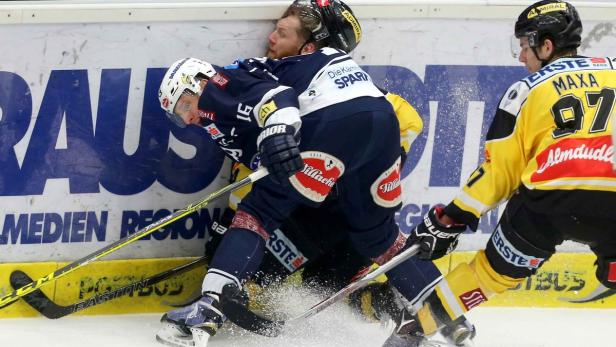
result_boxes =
[2,252,614,319]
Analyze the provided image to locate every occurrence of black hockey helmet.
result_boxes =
[514,0,582,50]
[290,0,362,53]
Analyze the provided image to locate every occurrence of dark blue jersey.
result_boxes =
[196,48,387,169]
[197,65,300,169]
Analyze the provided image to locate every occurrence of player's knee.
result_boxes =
[595,256,616,289]
[470,250,525,295]
[429,251,524,321]
[230,209,270,241]
[484,223,553,279]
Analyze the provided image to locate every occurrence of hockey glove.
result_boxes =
[257,124,304,185]
[409,206,466,260]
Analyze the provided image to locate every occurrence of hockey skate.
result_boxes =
[381,309,434,347]
[348,282,401,322]
[441,316,476,346]
[156,294,225,347]
[381,309,475,347]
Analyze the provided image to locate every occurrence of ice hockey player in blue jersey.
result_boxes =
[153,2,465,347]
[155,53,409,347]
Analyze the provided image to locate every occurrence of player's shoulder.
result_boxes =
[499,56,616,116]
[219,58,282,88]
[498,79,530,117]
[522,56,616,89]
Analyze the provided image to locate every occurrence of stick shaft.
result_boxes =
[292,244,420,321]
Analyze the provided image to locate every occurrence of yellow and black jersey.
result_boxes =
[445,56,616,229]
[385,92,423,154]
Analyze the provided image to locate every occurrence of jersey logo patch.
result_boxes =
[531,135,616,183]
[492,226,545,270]
[161,97,170,109]
[258,99,278,126]
[210,72,229,89]
[459,288,487,311]
[266,229,308,272]
[199,110,216,121]
[204,123,224,139]
[289,151,345,203]
[370,157,402,208]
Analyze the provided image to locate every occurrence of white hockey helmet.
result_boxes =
[158,57,217,127]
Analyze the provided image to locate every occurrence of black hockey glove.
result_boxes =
[409,206,466,260]
[257,124,304,185]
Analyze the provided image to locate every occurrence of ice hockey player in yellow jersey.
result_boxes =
[385,1,616,346]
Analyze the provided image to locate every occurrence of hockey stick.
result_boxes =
[221,244,421,337]
[9,256,207,319]
[558,283,615,303]
[0,167,268,310]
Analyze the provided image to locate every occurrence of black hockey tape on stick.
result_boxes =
[0,167,268,310]
[10,257,207,319]
[221,244,420,337]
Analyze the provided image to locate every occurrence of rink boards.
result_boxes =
[1,251,614,319]
[1,1,616,318]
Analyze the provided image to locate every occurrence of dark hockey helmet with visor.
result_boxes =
[514,0,582,52]
[290,0,362,53]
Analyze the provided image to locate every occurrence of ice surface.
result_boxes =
[1,286,614,347]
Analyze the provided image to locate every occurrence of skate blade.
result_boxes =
[382,333,457,347]
[431,331,467,347]
[189,326,213,347]
[156,321,195,347]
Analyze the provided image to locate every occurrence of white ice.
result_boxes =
[2,294,614,347]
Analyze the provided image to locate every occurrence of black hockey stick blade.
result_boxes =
[222,244,420,337]
[10,256,207,319]
[9,270,61,318]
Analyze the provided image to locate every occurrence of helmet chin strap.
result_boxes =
[532,38,571,68]
[531,44,555,68]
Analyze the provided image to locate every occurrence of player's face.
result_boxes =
[517,37,543,73]
[172,79,209,126]
[173,93,201,126]
[267,15,305,59]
